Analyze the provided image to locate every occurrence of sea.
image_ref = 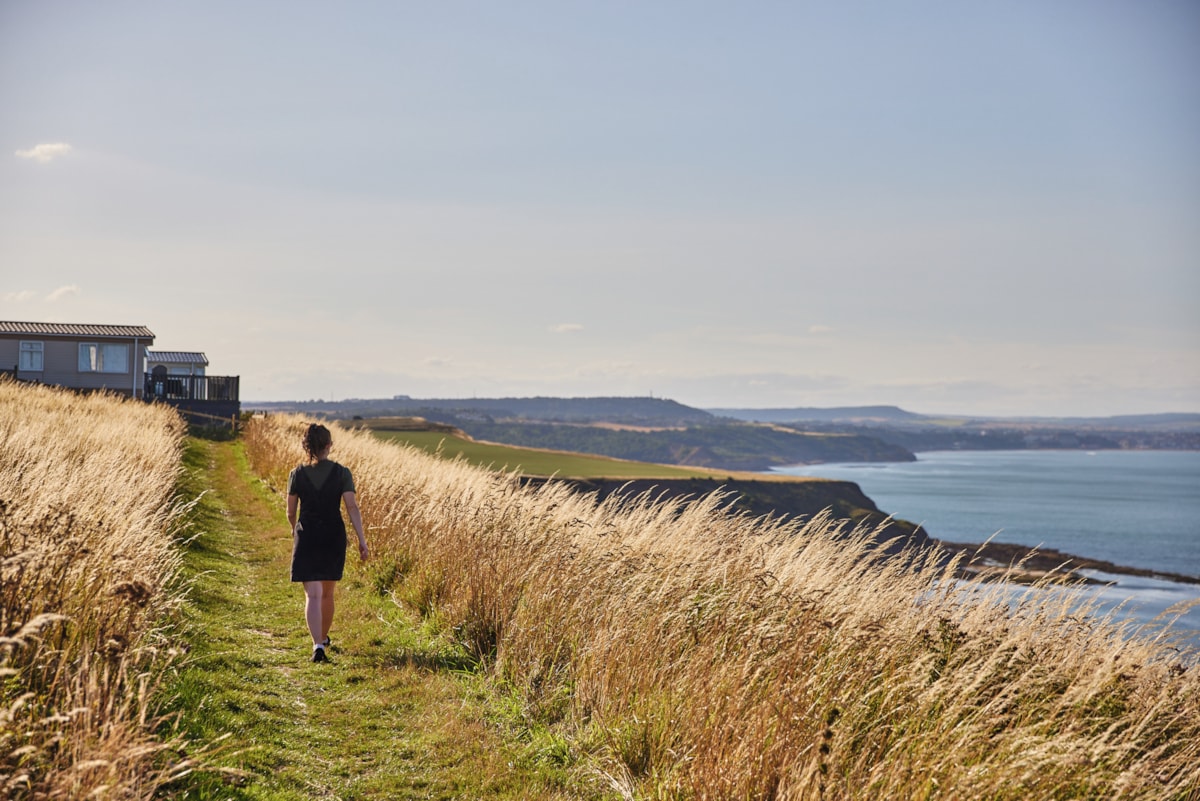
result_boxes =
[772,450,1200,645]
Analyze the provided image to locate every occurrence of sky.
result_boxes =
[1,1,1197,417]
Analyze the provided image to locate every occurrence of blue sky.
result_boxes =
[2,1,1197,416]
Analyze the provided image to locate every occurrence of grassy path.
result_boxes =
[165,438,597,800]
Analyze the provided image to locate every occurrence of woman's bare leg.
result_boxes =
[320,580,336,642]
[303,581,325,646]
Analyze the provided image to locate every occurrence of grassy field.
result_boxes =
[0,379,191,799]
[8,384,1199,799]
[246,414,1200,799]
[370,428,730,479]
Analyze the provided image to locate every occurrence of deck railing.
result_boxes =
[144,373,239,402]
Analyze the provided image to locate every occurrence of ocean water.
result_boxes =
[773,450,1200,642]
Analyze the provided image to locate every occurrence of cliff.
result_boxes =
[519,475,932,557]
[461,422,915,471]
[517,475,1200,586]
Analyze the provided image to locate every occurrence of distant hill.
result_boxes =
[711,406,1200,432]
[249,396,1199,430]
[709,406,927,424]
[249,395,715,426]
[247,396,1200,457]
[453,421,915,472]
[1058,413,1200,430]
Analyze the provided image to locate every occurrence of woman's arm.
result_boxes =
[287,494,299,534]
[343,491,369,561]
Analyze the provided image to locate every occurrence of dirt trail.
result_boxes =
[172,439,587,800]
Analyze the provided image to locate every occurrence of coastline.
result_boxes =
[935,539,1200,587]
[776,450,1200,590]
[521,473,1200,589]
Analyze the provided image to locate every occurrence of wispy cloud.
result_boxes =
[46,285,80,302]
[550,323,584,333]
[15,142,73,163]
[2,290,37,303]
[808,324,834,335]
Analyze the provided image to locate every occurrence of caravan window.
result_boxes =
[78,343,130,373]
[19,341,44,371]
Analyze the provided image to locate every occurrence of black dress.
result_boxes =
[288,460,354,582]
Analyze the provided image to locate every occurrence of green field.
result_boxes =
[371,429,723,479]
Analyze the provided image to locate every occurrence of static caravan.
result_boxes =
[146,350,208,377]
[0,320,155,398]
[146,350,210,401]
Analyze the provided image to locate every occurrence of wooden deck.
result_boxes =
[145,373,241,428]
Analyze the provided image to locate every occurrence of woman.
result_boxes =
[286,423,369,662]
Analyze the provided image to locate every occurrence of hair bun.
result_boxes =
[303,423,333,460]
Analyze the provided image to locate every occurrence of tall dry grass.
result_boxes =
[0,378,192,799]
[246,414,1200,800]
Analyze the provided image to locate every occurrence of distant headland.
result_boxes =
[248,395,1199,587]
[247,395,1200,470]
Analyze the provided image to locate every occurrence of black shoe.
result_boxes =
[312,645,327,663]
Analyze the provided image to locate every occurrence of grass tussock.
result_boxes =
[246,413,1200,800]
[0,378,192,799]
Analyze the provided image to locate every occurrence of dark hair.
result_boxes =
[303,423,332,461]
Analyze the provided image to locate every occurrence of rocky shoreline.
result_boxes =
[521,475,1199,588]
[935,539,1200,586]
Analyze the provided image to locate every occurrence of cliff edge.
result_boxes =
[519,475,932,557]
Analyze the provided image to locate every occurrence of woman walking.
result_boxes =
[287,423,369,662]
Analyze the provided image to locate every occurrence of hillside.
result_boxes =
[248,396,1200,457]
[367,423,930,559]
[518,474,929,557]
[337,408,915,472]
[252,395,715,426]
[710,405,925,424]
[711,407,1200,450]
[450,421,914,471]
[777,420,1200,452]
[12,384,1198,799]
[371,421,1199,586]
[238,412,1200,798]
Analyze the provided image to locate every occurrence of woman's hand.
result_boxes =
[357,536,369,561]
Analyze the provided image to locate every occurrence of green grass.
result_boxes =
[372,429,724,479]
[161,438,608,800]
